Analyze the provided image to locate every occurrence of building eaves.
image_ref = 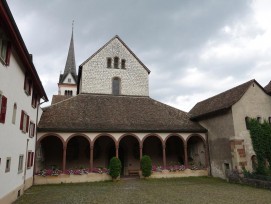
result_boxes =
[0,0,48,101]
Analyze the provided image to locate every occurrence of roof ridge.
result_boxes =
[189,79,257,119]
[194,79,255,106]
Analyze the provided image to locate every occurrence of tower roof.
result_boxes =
[63,24,76,76]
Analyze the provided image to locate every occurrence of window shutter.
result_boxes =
[27,152,31,168]
[33,123,35,136]
[31,152,34,167]
[29,81,32,96]
[20,110,24,130]
[24,75,27,91]
[0,96,7,123]
[5,42,11,66]
[26,115,29,132]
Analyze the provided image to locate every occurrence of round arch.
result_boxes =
[36,133,64,171]
[186,134,206,145]
[142,133,164,146]
[165,133,185,145]
[66,133,91,146]
[186,133,207,168]
[118,133,142,147]
[37,133,65,147]
[92,133,117,147]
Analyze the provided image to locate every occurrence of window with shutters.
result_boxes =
[29,121,35,138]
[0,94,7,124]
[20,111,29,133]
[31,91,38,108]
[24,75,32,96]
[112,77,120,95]
[27,151,34,168]
[18,155,24,173]
[0,29,11,66]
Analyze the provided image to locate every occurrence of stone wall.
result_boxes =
[232,82,271,171]
[80,37,149,96]
[198,110,235,179]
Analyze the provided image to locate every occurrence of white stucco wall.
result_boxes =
[79,38,149,96]
[0,49,40,201]
[58,73,77,96]
[232,82,271,171]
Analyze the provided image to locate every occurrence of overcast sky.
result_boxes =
[7,0,271,111]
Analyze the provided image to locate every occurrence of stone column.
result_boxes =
[116,145,119,158]
[163,144,166,169]
[184,144,188,167]
[140,145,143,160]
[90,146,93,171]
[62,145,67,172]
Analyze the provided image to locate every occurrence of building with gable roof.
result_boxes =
[190,79,271,178]
[0,1,48,203]
[36,35,208,181]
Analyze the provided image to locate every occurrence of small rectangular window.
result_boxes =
[121,59,126,69]
[24,75,32,96]
[245,117,250,129]
[257,117,261,123]
[0,30,11,65]
[114,57,119,69]
[20,111,29,133]
[107,58,112,68]
[269,117,271,124]
[18,155,23,173]
[5,157,11,172]
[27,151,34,168]
[29,122,35,138]
[31,92,38,108]
[0,94,7,124]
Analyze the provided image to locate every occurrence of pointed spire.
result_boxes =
[63,21,76,75]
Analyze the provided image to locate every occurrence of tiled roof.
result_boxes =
[189,80,257,119]
[39,94,206,133]
[264,81,271,94]
[51,95,73,105]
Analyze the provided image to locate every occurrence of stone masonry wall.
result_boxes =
[80,38,149,96]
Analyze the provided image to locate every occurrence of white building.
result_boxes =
[0,1,48,203]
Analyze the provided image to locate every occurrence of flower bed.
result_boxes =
[152,165,205,173]
[36,168,109,177]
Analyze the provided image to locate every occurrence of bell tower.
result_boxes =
[58,21,77,96]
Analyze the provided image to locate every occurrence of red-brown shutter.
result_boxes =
[5,42,11,66]
[20,110,24,130]
[33,123,35,136]
[26,115,29,132]
[31,152,34,167]
[29,81,32,96]
[24,75,27,92]
[0,96,7,123]
[27,152,31,168]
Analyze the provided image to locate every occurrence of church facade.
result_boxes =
[36,35,208,178]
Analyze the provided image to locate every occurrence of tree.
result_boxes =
[109,157,122,179]
[141,155,152,177]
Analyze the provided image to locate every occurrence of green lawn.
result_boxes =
[15,177,271,204]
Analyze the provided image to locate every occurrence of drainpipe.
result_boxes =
[33,100,46,185]
[23,139,29,190]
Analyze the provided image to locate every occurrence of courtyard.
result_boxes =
[15,177,271,204]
